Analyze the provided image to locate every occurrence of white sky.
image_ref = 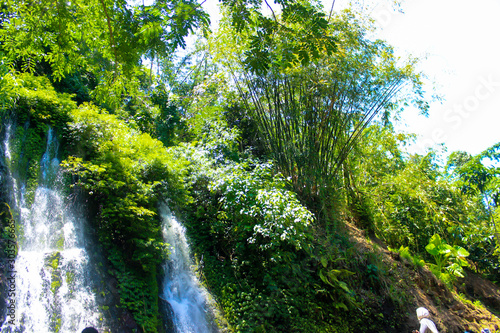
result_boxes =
[339,0,500,158]
[200,0,500,159]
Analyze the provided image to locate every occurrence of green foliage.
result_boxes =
[210,161,314,253]
[388,245,425,268]
[50,70,95,105]
[4,0,498,330]
[177,119,395,332]
[317,254,356,310]
[345,121,499,289]
[447,146,500,247]
[445,145,500,281]
[0,0,208,109]
[10,74,76,127]
[0,52,16,111]
[46,251,62,294]
[346,125,476,258]
[200,120,241,164]
[3,73,74,205]
[220,0,337,73]
[61,103,189,331]
[425,234,470,285]
[214,8,427,210]
[149,85,184,146]
[107,247,161,332]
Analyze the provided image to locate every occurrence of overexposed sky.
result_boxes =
[200,0,500,158]
[355,0,500,158]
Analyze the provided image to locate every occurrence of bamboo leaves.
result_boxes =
[216,9,426,205]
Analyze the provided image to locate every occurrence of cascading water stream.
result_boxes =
[160,205,218,333]
[1,126,103,332]
[3,123,20,209]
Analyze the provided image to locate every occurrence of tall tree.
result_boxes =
[345,125,471,254]
[447,144,500,250]
[212,7,427,209]
[0,0,208,107]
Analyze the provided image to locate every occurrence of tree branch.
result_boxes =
[98,0,118,73]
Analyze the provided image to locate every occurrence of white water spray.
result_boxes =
[3,123,21,209]
[40,127,60,184]
[160,205,218,333]
[1,126,103,332]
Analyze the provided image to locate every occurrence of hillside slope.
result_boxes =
[345,221,500,333]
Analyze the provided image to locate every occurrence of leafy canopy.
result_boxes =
[61,103,189,331]
[213,8,427,205]
[0,0,208,107]
[220,0,337,73]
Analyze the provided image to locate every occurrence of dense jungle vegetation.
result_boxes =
[1,0,499,331]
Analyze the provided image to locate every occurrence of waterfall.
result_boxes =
[40,127,60,184]
[160,205,218,333]
[1,126,104,332]
[2,123,20,209]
